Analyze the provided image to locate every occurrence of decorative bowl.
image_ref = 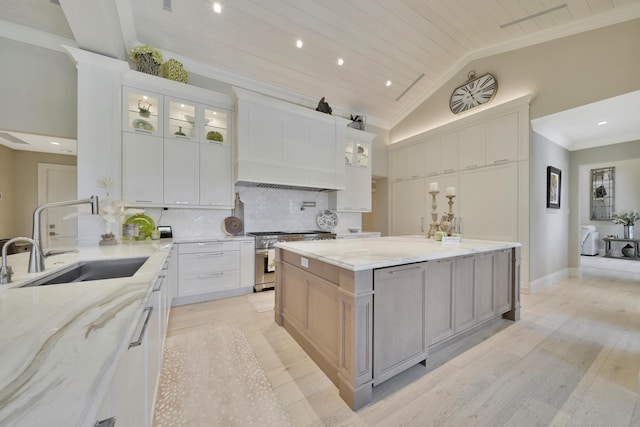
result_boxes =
[621,244,635,257]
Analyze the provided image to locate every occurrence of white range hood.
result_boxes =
[233,87,346,192]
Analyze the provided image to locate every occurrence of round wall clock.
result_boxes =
[449,71,497,114]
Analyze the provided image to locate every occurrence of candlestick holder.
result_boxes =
[446,195,456,222]
[427,190,439,238]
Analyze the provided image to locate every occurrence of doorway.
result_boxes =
[38,163,78,248]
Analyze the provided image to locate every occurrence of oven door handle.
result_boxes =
[256,249,271,255]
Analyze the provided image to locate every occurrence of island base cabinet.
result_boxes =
[494,249,513,314]
[425,259,454,346]
[454,255,476,333]
[373,264,427,385]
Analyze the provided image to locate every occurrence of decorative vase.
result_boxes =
[136,53,160,76]
[623,225,634,239]
[621,244,634,257]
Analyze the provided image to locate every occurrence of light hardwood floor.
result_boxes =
[163,273,640,426]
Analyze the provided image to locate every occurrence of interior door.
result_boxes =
[38,163,77,248]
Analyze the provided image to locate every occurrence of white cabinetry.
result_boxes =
[424,133,458,177]
[390,142,425,181]
[459,162,518,241]
[391,178,426,235]
[458,123,485,170]
[329,128,375,212]
[174,239,254,305]
[122,132,164,205]
[234,87,343,190]
[485,112,518,165]
[164,138,199,205]
[122,86,233,208]
[95,269,168,427]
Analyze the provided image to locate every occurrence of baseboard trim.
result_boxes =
[528,269,570,294]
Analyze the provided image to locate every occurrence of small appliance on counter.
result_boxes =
[157,225,172,238]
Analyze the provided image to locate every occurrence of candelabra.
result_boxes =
[438,194,456,235]
[446,195,456,222]
[427,190,439,238]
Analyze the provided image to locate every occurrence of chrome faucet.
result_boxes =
[29,195,99,273]
[1,237,41,285]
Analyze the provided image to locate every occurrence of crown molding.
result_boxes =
[0,18,77,52]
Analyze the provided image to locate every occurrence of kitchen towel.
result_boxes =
[267,249,276,272]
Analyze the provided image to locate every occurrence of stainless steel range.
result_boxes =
[248,230,336,291]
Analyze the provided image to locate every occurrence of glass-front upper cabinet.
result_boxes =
[165,97,197,141]
[356,143,369,167]
[123,86,163,136]
[202,106,229,146]
[344,139,369,168]
[345,141,354,166]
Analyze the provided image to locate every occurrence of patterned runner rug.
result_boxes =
[153,321,291,426]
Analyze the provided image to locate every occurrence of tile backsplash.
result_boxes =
[143,187,362,238]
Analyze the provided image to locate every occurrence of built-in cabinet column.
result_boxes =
[122,86,233,209]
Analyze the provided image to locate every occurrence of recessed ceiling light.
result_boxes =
[598,121,608,126]
[386,80,392,87]
[213,2,222,13]
[296,39,303,48]
[50,141,60,145]
[337,58,344,66]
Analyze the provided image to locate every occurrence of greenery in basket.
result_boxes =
[612,210,639,225]
[128,44,163,64]
[349,114,363,122]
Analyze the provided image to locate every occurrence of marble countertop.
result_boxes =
[276,235,520,271]
[0,241,172,426]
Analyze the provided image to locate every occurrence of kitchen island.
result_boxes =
[274,236,521,410]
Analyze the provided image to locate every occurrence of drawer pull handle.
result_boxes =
[444,169,455,173]
[129,306,152,348]
[134,200,153,203]
[388,266,422,274]
[198,242,224,246]
[465,164,478,169]
[153,275,166,292]
[198,252,224,257]
[197,272,224,278]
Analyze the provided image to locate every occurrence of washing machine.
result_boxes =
[580,225,599,256]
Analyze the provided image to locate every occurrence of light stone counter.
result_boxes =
[276,235,520,271]
[0,241,172,426]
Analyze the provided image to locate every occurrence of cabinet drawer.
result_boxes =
[178,241,240,254]
[179,269,240,296]
[179,252,239,273]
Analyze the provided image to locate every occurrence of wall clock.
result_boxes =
[449,71,497,114]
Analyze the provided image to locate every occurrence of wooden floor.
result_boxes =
[164,273,640,426]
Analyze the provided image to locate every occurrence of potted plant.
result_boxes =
[348,114,365,130]
[128,44,163,76]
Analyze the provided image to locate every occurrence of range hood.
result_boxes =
[235,180,335,192]
[233,87,346,193]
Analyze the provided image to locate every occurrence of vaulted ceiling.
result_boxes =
[2,0,640,130]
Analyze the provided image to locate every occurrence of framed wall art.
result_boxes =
[546,166,561,209]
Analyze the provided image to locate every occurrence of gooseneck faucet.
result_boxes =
[1,237,41,285]
[28,195,99,273]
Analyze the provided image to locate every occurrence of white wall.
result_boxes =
[578,157,640,252]
[0,38,77,138]
[529,131,570,291]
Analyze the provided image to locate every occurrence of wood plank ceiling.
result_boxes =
[3,0,640,128]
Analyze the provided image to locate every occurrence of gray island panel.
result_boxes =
[275,236,521,410]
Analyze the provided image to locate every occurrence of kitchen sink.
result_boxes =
[20,257,149,287]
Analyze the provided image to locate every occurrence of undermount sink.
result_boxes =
[20,257,149,287]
